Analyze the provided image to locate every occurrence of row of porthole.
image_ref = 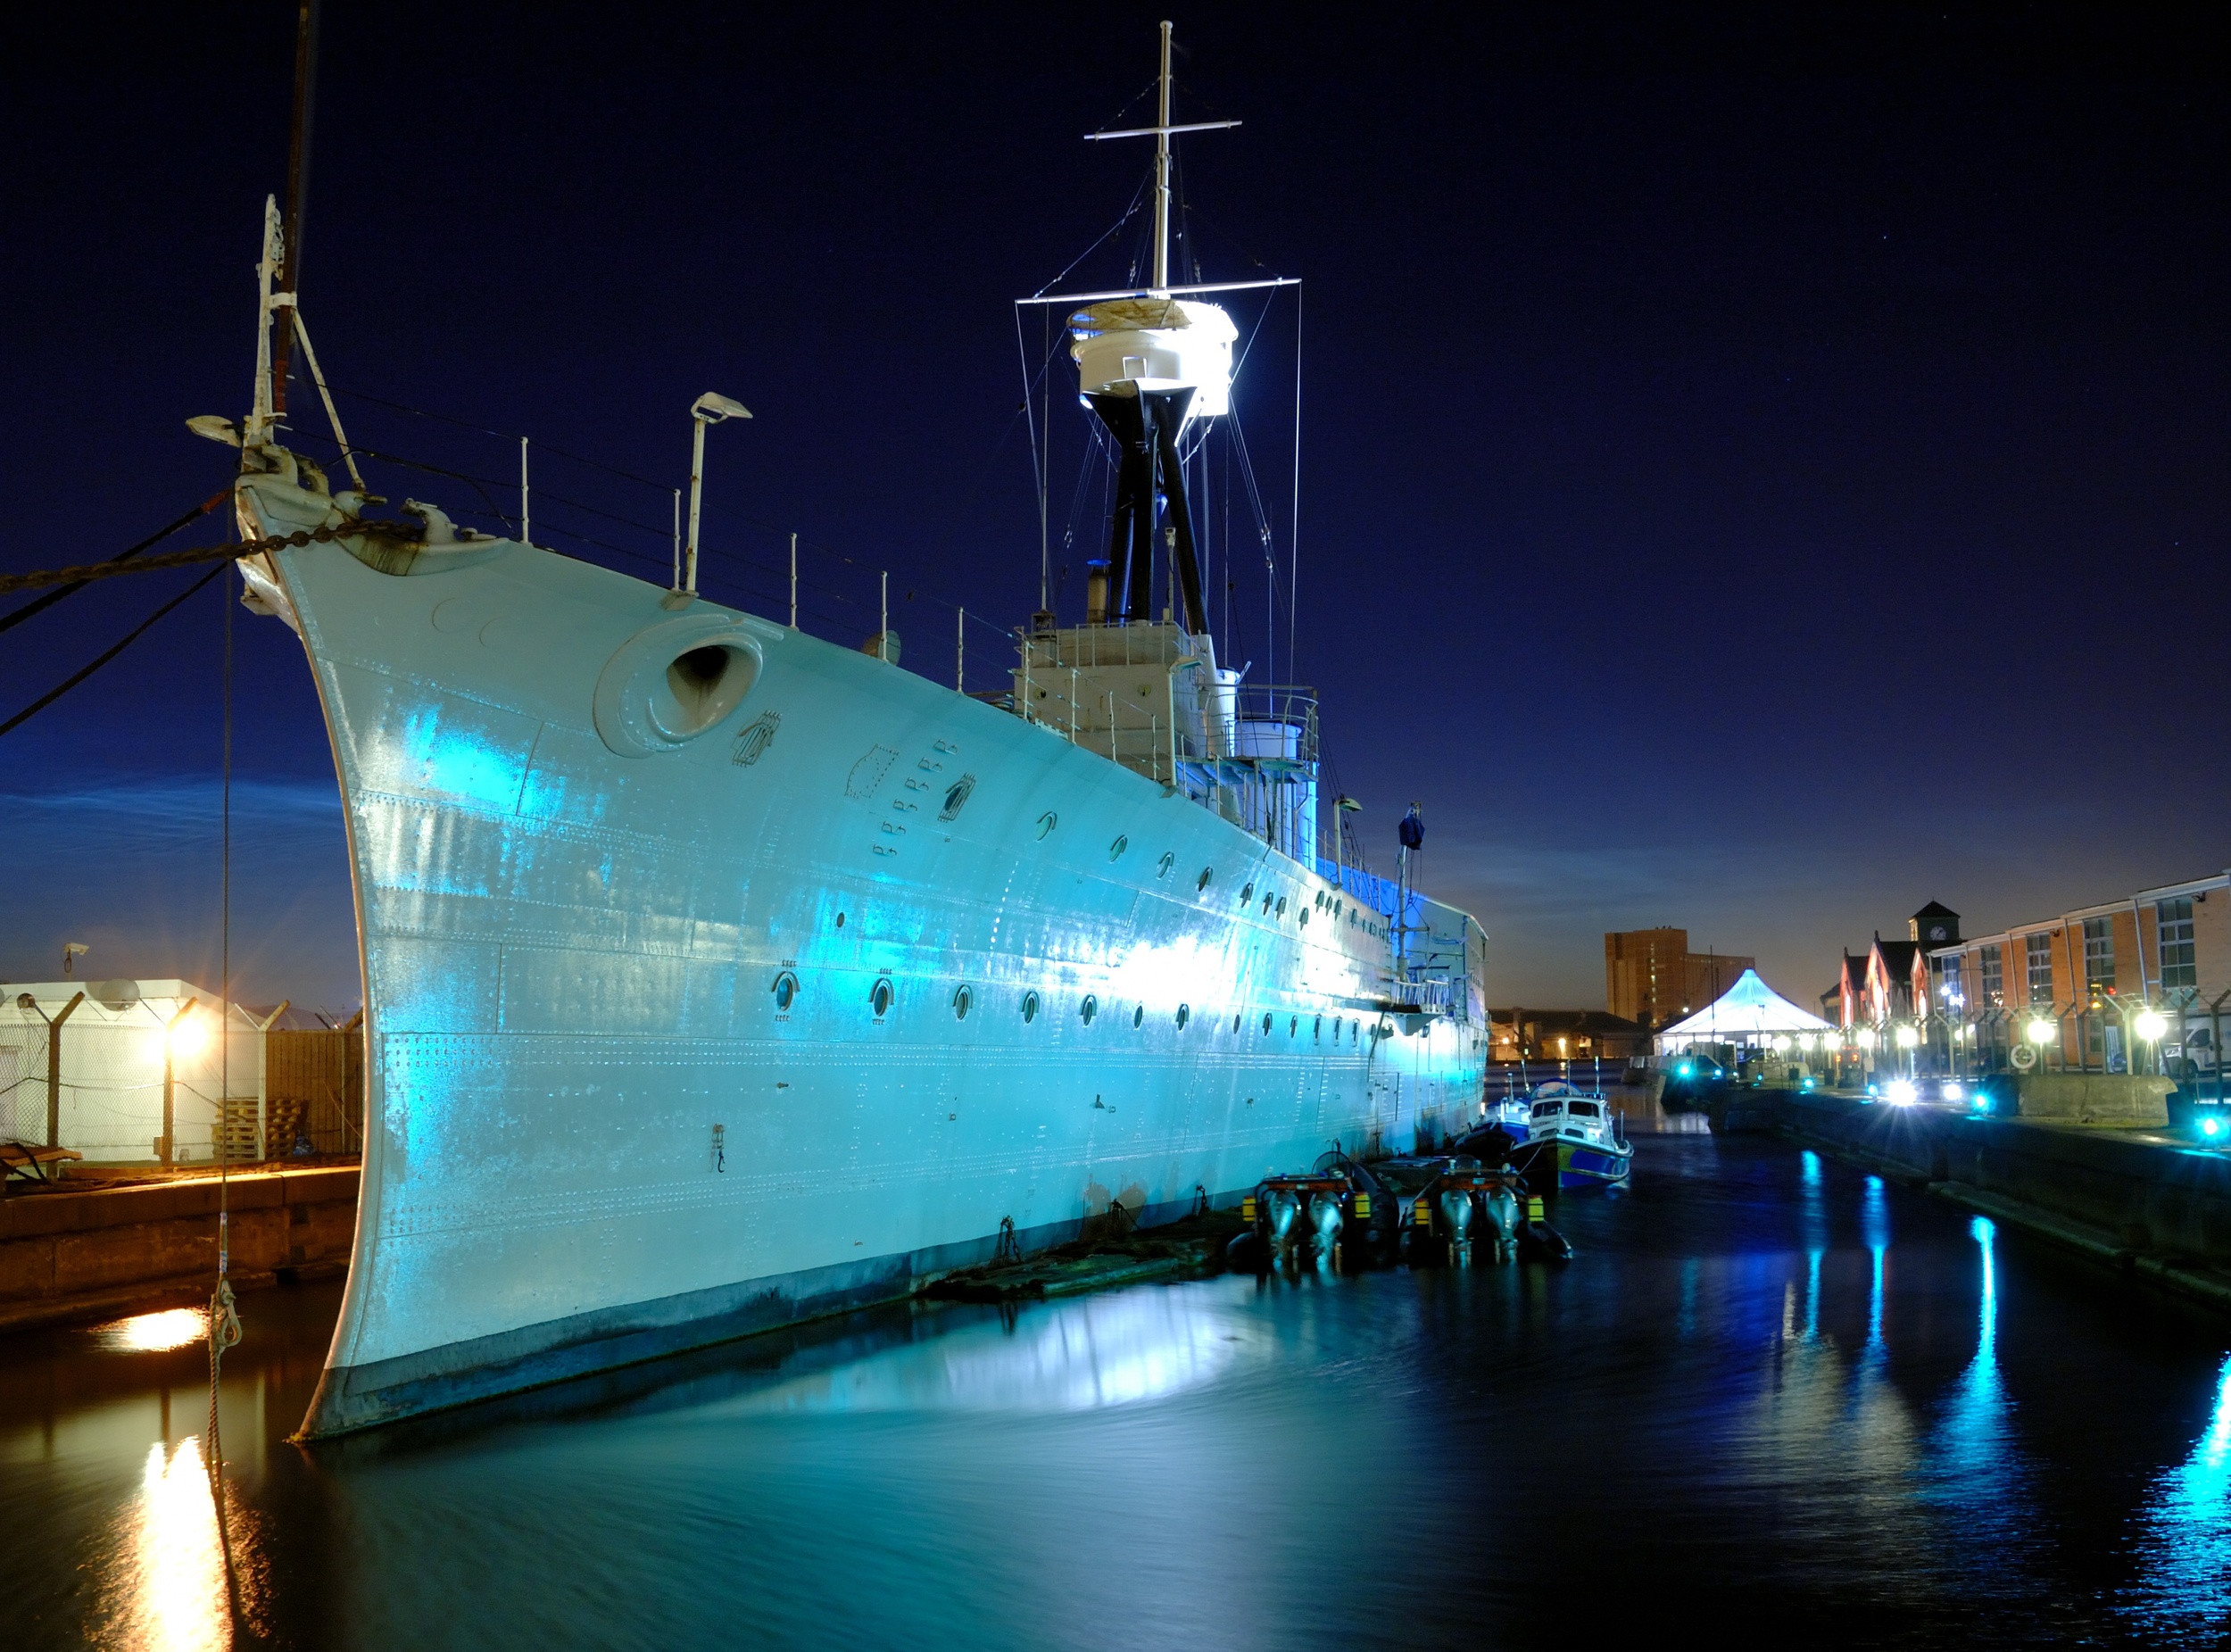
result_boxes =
[1041,812,1381,942]
[773,970,1376,1044]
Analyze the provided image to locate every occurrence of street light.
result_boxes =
[2027,1017,2056,1046]
[2136,1008,2169,1042]
[674,391,751,604]
[1895,1025,1920,1049]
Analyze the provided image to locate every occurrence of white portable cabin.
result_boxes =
[0,979,278,1164]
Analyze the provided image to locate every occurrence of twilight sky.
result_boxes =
[2,3,2226,1013]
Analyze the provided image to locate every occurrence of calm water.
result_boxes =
[10,1133,2231,1648]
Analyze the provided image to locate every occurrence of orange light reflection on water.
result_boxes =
[95,1307,208,1354]
[98,1435,231,1652]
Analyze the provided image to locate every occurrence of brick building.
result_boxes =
[1923,868,2231,1076]
[1604,928,1754,1030]
[1833,903,1953,1027]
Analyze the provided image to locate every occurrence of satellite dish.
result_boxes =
[92,979,140,1013]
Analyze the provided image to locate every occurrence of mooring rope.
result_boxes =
[206,556,249,1623]
[0,519,420,597]
[0,489,229,636]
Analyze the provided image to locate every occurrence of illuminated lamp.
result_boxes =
[1886,1078,1918,1105]
[1771,1035,1790,1052]
[2027,1018,2055,1045]
[1857,1029,1878,1050]
[1942,1081,1965,1101]
[2136,1009,2169,1042]
[165,1009,211,1060]
[2204,1117,2224,1141]
[1894,1025,1920,1050]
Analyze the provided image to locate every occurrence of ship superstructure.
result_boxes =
[215,26,1489,1435]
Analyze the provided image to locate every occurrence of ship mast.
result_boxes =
[1082,21,1238,295]
[1152,20,1174,292]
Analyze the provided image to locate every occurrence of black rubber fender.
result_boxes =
[1225,1230,1271,1274]
[1518,1220,1573,1263]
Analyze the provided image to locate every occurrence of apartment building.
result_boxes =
[1604,928,1754,1030]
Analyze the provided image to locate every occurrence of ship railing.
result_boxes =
[1379,975,1458,1017]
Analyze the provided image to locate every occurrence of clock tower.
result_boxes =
[1909,901,1961,948]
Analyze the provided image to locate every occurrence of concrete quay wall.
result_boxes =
[1758,1093,2231,1307]
[0,1166,359,1332]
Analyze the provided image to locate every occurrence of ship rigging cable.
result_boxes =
[0,563,227,739]
[0,489,228,635]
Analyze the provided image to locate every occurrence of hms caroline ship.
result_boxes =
[219,26,1488,1435]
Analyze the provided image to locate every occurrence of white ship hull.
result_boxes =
[253,508,1486,1434]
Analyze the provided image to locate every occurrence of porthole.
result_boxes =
[1299,909,1309,927]
[1197,867,1214,892]
[836,911,846,929]
[1262,1012,1273,1034]
[1241,882,1254,904]
[1261,894,1273,915]
[1036,811,1058,840]
[1275,896,1287,917]
[1132,1003,1145,1028]
[1109,834,1129,861]
[1157,852,1175,880]
[1081,994,1099,1025]
[1175,1003,1190,1029]
[1231,1013,1241,1034]
[870,977,894,1018]
[1022,991,1040,1024]
[772,972,799,1011]
[952,984,973,1020]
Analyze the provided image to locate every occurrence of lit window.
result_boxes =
[2084,917,2115,992]
[2161,898,2197,992]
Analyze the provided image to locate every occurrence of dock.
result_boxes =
[0,1163,358,1333]
[1726,1089,2231,1314]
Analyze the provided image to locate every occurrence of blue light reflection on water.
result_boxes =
[1917,1216,2045,1601]
[20,1135,2231,1646]
[2123,1353,2231,1636]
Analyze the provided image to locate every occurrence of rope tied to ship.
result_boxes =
[0,519,423,596]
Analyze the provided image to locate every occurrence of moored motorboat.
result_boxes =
[1507,1082,1632,1191]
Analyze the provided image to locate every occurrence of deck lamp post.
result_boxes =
[2135,1006,2169,1076]
[157,1000,202,1166]
[671,391,751,606]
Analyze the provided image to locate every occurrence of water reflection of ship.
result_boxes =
[210,21,1489,1435]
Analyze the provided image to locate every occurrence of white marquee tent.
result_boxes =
[1654,967,1833,1053]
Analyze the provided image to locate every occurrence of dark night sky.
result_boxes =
[3,3,2225,1013]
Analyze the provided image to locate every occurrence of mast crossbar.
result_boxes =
[1016,277,1298,307]
[1082,120,1240,141]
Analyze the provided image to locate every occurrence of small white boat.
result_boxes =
[1512,1082,1633,1190]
